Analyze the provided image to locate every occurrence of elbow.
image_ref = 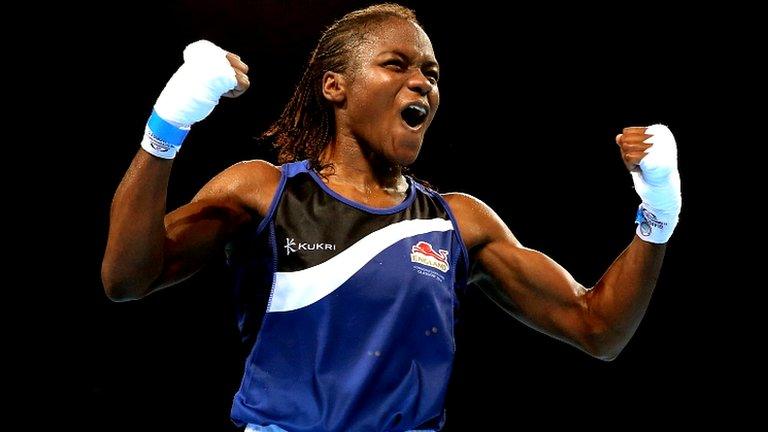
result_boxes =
[578,320,625,362]
[582,336,623,362]
[103,281,142,302]
[101,263,148,302]
[592,347,621,362]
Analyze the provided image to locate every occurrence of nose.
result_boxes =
[407,70,434,96]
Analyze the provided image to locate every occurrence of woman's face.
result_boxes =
[337,17,440,166]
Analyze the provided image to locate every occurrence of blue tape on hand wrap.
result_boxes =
[140,110,191,159]
[147,110,190,145]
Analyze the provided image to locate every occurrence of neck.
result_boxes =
[318,136,407,195]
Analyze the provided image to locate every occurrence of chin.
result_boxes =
[389,133,424,166]
[378,124,427,167]
[392,145,421,167]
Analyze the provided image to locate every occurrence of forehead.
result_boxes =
[360,17,436,61]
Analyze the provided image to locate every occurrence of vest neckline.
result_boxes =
[306,163,417,215]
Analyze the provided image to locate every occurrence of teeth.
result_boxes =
[410,105,427,116]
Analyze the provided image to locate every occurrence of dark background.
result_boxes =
[53,0,755,430]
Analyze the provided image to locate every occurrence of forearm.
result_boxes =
[101,42,244,300]
[587,235,666,356]
[102,150,173,300]
[581,124,681,358]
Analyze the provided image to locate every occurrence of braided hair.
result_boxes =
[262,3,420,171]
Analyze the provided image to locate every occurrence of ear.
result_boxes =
[322,71,346,103]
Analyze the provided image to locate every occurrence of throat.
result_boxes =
[323,176,409,209]
[315,149,410,208]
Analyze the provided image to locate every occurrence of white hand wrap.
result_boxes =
[631,124,682,244]
[141,40,238,159]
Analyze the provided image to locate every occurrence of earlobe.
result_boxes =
[322,71,346,103]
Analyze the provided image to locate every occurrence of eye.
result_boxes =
[424,70,440,84]
[383,59,406,71]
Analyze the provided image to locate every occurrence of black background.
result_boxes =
[52,0,756,430]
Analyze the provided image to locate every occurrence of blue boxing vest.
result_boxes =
[227,160,468,432]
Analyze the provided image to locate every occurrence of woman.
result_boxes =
[102,4,681,431]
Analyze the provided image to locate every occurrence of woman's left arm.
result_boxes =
[445,125,681,361]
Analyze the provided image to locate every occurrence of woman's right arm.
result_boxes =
[101,40,266,301]
[102,154,280,301]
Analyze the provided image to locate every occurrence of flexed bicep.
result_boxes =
[473,237,594,348]
[151,160,280,294]
[152,196,252,292]
[103,159,279,301]
[445,192,600,355]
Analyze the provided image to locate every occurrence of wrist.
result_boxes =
[635,203,679,244]
[139,110,191,159]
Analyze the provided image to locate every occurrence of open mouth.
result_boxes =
[401,103,429,128]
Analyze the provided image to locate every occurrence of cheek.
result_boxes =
[428,91,440,121]
[358,70,397,103]
[350,78,386,115]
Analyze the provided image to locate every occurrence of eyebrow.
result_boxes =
[380,50,440,70]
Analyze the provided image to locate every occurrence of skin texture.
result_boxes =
[318,18,439,202]
[103,18,668,361]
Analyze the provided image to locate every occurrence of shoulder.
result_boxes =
[442,192,514,251]
[193,159,282,218]
[217,159,282,185]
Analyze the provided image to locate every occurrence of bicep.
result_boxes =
[154,197,251,289]
[449,192,593,347]
[151,161,279,290]
[474,237,592,344]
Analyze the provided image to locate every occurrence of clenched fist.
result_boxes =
[223,52,250,98]
[141,40,249,159]
[616,125,682,244]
